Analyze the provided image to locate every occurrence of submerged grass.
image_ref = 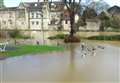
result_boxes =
[0,45,64,57]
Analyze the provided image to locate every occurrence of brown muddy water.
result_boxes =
[0,41,120,83]
[0,31,120,83]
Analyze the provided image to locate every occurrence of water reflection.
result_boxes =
[69,43,75,69]
[1,42,119,82]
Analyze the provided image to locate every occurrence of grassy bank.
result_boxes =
[48,34,120,41]
[87,35,120,41]
[0,45,64,57]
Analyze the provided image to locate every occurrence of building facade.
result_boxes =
[0,0,101,31]
[0,0,70,31]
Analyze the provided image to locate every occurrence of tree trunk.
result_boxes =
[64,10,80,43]
[70,10,75,37]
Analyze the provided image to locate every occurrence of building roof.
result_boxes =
[0,7,17,11]
[0,1,65,12]
[108,6,120,15]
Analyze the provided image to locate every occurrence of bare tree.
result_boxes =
[63,0,81,37]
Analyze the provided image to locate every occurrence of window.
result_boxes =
[18,10,25,18]
[36,13,39,18]
[31,13,34,18]
[3,21,6,24]
[8,19,12,24]
[9,12,12,18]
[65,20,68,24]
[21,22,24,25]
[32,21,34,25]
[36,21,39,25]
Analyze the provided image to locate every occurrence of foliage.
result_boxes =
[99,12,120,31]
[75,17,86,29]
[109,16,120,29]
[8,30,30,39]
[8,29,19,38]
[99,12,109,20]
[82,8,97,19]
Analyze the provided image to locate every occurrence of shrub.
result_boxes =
[87,35,120,41]
[8,30,30,39]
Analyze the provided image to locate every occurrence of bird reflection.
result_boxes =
[76,42,105,58]
[68,42,105,68]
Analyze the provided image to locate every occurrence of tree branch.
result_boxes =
[64,0,71,11]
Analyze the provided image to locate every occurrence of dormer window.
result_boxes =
[35,4,37,7]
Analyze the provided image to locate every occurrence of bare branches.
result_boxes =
[63,0,81,36]
[64,0,71,11]
[63,0,81,13]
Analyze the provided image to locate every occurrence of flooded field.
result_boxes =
[0,41,120,83]
[0,31,120,83]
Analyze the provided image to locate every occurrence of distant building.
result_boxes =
[107,6,120,19]
[0,0,69,31]
[0,0,102,31]
[79,19,101,31]
[85,19,101,31]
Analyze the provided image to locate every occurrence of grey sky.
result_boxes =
[4,0,120,7]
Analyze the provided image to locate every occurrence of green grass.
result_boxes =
[0,45,64,57]
[87,35,120,41]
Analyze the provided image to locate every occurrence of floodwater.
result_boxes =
[0,31,120,83]
[0,40,120,83]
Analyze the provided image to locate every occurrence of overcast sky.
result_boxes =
[4,0,120,7]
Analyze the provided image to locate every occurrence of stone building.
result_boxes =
[0,0,75,31]
[0,0,52,30]
[0,0,101,31]
[48,1,64,30]
[79,18,101,31]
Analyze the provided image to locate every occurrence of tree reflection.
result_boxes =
[69,43,76,70]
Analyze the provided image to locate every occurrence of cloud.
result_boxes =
[4,0,120,7]
[104,0,120,6]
